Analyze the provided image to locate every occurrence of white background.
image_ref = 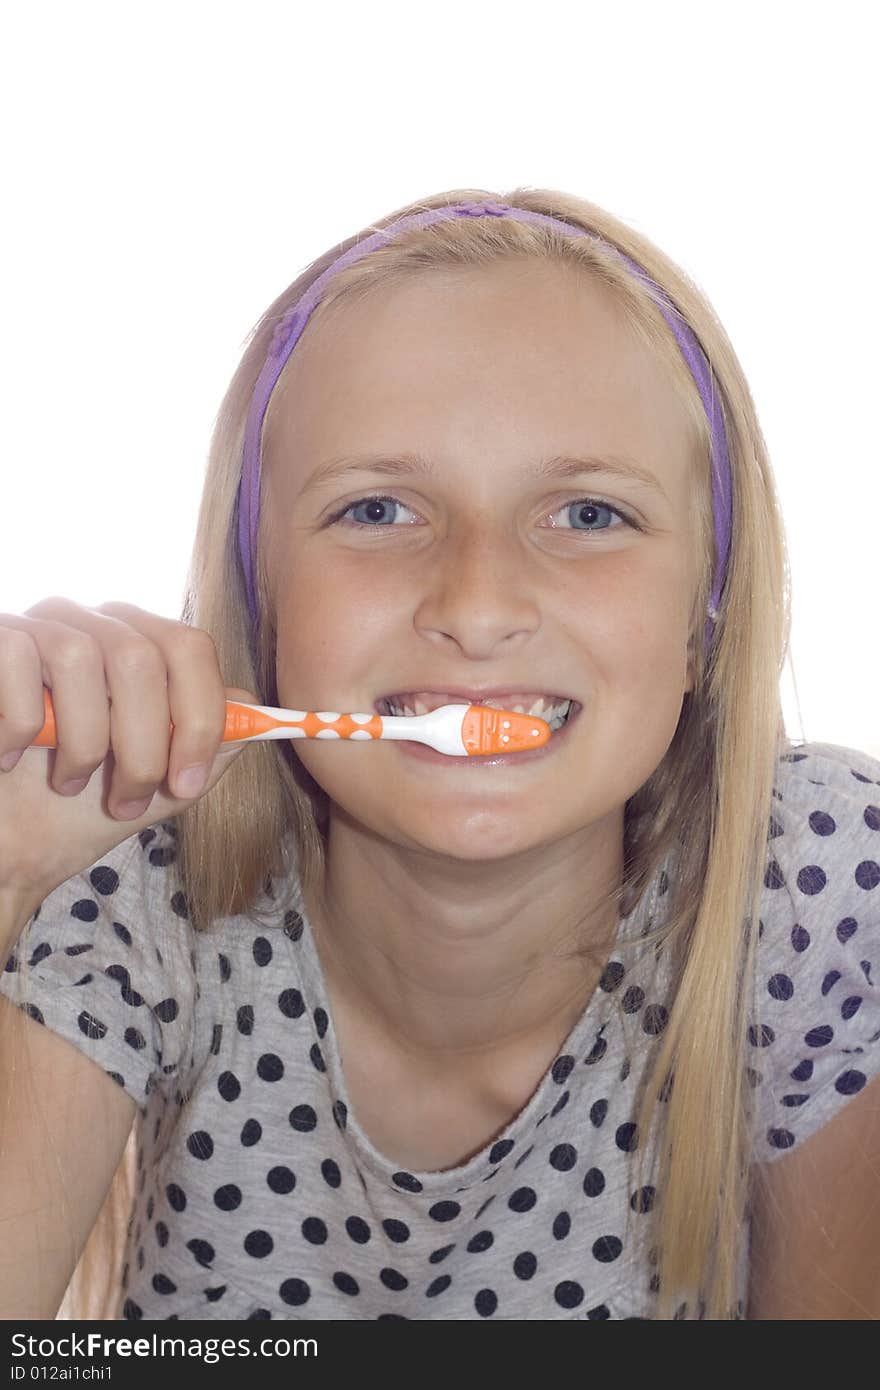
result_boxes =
[1,1,877,756]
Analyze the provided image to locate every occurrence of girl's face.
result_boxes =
[263,260,700,863]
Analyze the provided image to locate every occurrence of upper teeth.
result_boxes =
[382,694,573,730]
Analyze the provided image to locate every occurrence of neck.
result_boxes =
[303,807,625,1069]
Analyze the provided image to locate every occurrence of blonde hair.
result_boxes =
[12,186,797,1320]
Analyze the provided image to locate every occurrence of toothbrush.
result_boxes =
[29,688,552,758]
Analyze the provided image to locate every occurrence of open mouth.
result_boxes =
[375,694,580,734]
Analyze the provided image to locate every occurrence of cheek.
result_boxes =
[273,564,402,705]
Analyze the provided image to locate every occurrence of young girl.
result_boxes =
[1,188,877,1322]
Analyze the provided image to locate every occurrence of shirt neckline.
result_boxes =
[290,862,666,1195]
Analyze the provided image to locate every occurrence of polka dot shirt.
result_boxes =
[2,740,878,1320]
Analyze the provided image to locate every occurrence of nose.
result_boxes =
[412,520,542,657]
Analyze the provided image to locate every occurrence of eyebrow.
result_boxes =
[301,451,668,501]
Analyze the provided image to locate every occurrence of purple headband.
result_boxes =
[237,201,732,657]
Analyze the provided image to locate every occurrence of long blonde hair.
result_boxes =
[38,186,794,1319]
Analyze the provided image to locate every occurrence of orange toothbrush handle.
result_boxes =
[28,690,299,749]
[460,705,551,755]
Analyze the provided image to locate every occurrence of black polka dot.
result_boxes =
[153,997,178,1023]
[302,1217,328,1244]
[466,1230,494,1254]
[392,1171,423,1193]
[240,1118,262,1146]
[552,1211,571,1240]
[768,1127,796,1150]
[77,1011,107,1040]
[554,1280,584,1309]
[265,1165,295,1194]
[589,1098,608,1127]
[253,937,273,966]
[836,1069,867,1095]
[622,985,645,1014]
[551,1054,575,1083]
[237,1005,254,1035]
[333,1272,359,1296]
[475,1288,498,1316]
[345,1216,371,1244]
[152,1273,177,1295]
[428,1200,461,1222]
[599,961,624,991]
[166,1183,186,1213]
[321,1158,341,1188]
[186,1239,215,1267]
[214,1184,242,1211]
[289,1104,317,1132]
[278,988,305,1019]
[549,1143,577,1171]
[186,1131,214,1160]
[592,1234,623,1262]
[583,1168,605,1197]
[805,1024,834,1048]
[429,1244,455,1263]
[508,1187,537,1213]
[382,1219,410,1243]
[489,1139,514,1163]
[257,1053,284,1082]
[217,1071,241,1102]
[279,1279,310,1306]
[615,1123,639,1152]
[426,1274,451,1297]
[768,972,794,1001]
[643,1004,668,1036]
[244,1230,274,1258]
[513,1251,537,1279]
[380,1267,408,1291]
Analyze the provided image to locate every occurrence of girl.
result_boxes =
[0,188,877,1322]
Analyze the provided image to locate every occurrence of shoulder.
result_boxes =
[0,821,199,1110]
[749,739,880,1159]
[746,740,880,1317]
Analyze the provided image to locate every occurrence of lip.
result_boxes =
[395,700,583,767]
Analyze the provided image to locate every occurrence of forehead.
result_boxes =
[263,260,697,485]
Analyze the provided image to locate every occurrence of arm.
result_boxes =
[0,994,137,1319]
[747,1068,880,1319]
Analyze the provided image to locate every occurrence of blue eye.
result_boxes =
[329,495,637,532]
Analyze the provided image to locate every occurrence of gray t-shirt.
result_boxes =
[2,739,878,1320]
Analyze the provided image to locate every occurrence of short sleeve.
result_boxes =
[749,741,880,1162]
[0,822,198,1112]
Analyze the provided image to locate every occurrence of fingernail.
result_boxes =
[0,749,25,772]
[114,796,152,820]
[59,776,89,794]
[174,764,209,798]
